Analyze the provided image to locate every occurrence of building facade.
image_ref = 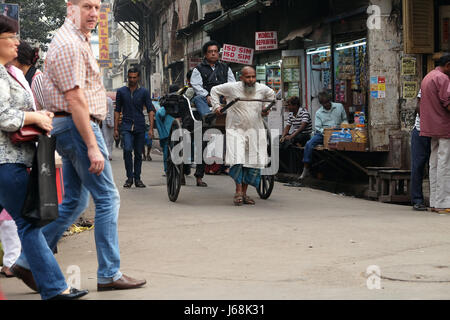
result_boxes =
[113,0,445,171]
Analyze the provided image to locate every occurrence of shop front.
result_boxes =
[300,12,370,154]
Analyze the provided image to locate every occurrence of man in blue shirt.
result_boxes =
[114,68,155,188]
[300,91,348,179]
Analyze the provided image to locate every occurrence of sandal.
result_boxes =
[243,195,255,205]
[233,193,243,206]
[432,208,450,214]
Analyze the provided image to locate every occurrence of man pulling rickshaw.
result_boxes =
[163,66,276,205]
[211,66,275,206]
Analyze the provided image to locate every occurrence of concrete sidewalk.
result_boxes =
[1,147,450,300]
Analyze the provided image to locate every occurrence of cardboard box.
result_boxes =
[323,128,339,149]
[336,142,369,152]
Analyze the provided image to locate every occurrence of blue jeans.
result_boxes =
[0,164,67,300]
[160,138,169,173]
[411,128,431,205]
[303,133,324,164]
[122,130,145,181]
[15,117,122,284]
[192,95,211,116]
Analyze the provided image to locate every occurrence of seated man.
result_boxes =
[300,91,348,179]
[191,40,236,117]
[280,96,312,148]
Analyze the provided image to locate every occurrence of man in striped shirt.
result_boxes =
[280,96,312,148]
[12,0,146,295]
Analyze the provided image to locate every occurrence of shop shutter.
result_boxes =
[403,0,434,53]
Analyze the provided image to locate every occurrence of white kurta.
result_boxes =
[210,82,275,168]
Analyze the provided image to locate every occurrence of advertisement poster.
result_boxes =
[403,81,418,99]
[370,76,386,99]
[401,57,416,76]
[221,44,254,65]
[255,31,278,51]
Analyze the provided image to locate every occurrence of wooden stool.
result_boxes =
[366,167,398,200]
[378,170,411,203]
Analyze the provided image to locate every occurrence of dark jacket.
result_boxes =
[195,59,230,94]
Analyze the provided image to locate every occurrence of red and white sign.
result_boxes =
[255,31,278,51]
[221,44,254,65]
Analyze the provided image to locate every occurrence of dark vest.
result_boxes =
[195,60,229,94]
[25,66,38,87]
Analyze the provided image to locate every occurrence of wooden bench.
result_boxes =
[378,170,411,203]
[366,167,398,200]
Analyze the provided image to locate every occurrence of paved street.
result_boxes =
[1,147,450,300]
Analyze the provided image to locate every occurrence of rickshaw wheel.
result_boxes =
[167,119,183,202]
[258,120,275,199]
[258,174,275,199]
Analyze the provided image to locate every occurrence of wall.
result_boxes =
[368,0,422,168]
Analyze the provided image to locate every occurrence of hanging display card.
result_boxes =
[287,83,300,98]
[256,66,266,81]
[283,69,293,82]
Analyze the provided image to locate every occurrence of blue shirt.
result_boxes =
[115,86,155,132]
[315,102,348,134]
[155,107,174,140]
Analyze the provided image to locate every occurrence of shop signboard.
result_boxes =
[282,56,300,68]
[98,3,112,68]
[440,6,450,51]
[221,44,254,65]
[255,31,278,51]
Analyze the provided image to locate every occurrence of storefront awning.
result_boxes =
[203,0,273,33]
[280,26,313,44]
[177,11,221,40]
[113,0,144,22]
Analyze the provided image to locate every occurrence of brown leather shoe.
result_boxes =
[10,264,39,292]
[97,274,146,291]
[1,266,14,278]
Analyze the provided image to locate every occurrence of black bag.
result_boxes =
[160,94,181,117]
[21,135,59,227]
[160,94,194,131]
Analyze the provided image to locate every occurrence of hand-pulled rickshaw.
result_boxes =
[161,90,276,202]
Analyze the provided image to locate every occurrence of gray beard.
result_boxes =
[243,83,256,95]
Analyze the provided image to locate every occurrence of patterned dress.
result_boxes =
[0,64,35,167]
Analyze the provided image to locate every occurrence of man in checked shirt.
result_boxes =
[11,0,147,293]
